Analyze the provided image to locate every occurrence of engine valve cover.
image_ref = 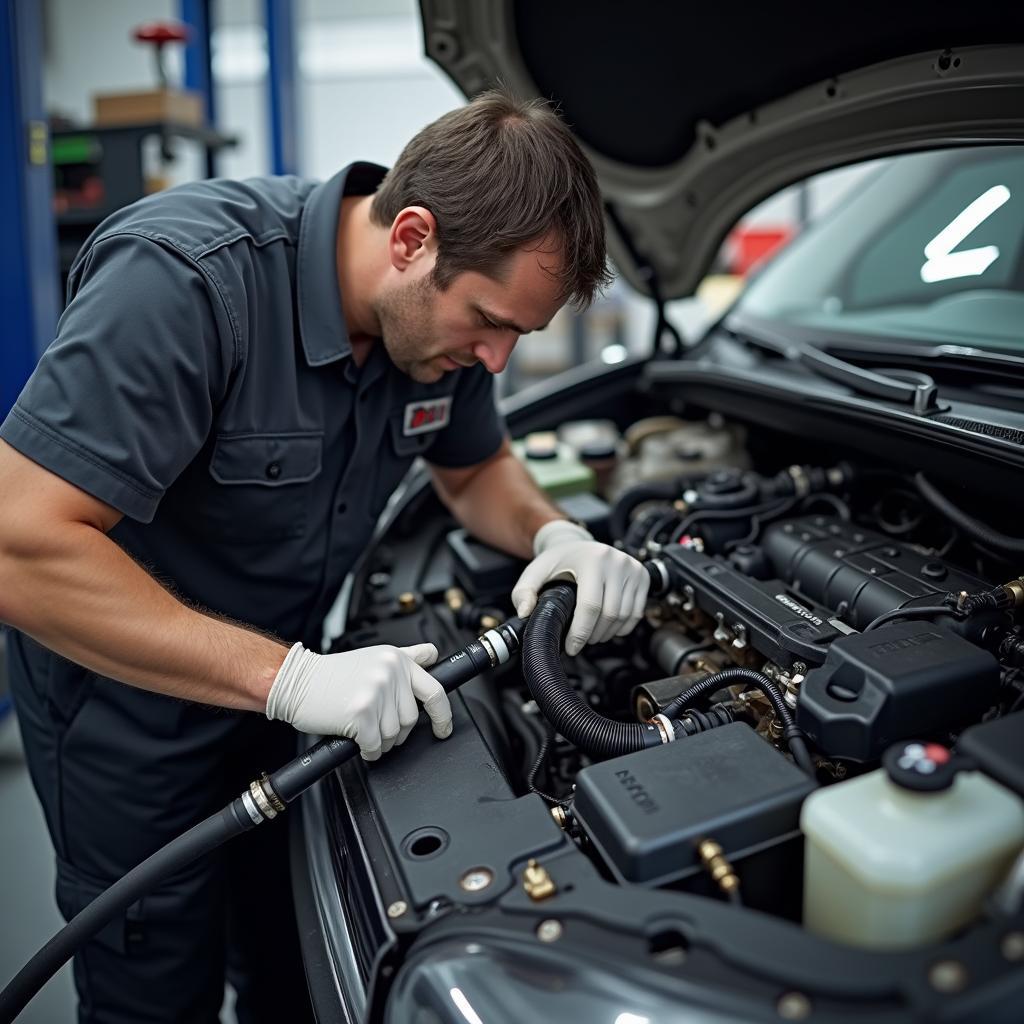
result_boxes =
[761,516,989,631]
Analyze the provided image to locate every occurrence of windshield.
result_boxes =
[732,146,1024,352]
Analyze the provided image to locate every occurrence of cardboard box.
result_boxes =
[93,89,204,128]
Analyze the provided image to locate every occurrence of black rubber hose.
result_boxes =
[0,801,254,1024]
[914,473,1024,554]
[622,507,683,556]
[659,667,815,774]
[609,479,685,540]
[0,620,530,1023]
[611,481,681,541]
[522,583,663,757]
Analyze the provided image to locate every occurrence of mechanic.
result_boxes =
[0,90,649,1022]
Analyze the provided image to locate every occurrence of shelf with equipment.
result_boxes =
[52,120,237,294]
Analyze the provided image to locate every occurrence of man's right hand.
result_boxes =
[265,643,453,760]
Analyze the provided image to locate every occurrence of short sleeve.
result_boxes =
[425,363,506,468]
[0,232,232,522]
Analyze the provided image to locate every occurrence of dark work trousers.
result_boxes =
[7,630,315,1024]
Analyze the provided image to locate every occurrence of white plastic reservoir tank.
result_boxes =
[801,741,1024,951]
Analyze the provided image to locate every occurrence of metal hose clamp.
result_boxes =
[249,779,278,820]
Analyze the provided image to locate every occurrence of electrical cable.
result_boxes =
[527,726,572,808]
[862,603,955,632]
[668,497,796,545]
[0,618,528,1024]
[724,495,802,552]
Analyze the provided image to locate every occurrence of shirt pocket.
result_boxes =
[202,431,323,543]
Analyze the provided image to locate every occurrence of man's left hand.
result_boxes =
[511,520,649,655]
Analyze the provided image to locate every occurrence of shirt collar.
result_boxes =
[296,161,388,367]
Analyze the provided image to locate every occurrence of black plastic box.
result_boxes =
[446,529,525,598]
[798,622,999,762]
[573,723,815,886]
[960,713,1024,797]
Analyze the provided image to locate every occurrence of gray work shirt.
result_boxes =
[1,163,504,646]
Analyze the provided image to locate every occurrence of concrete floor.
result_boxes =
[0,709,76,1023]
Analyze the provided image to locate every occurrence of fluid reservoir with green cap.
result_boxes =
[513,431,595,499]
[801,740,1024,951]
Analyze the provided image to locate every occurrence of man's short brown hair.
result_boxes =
[371,89,611,309]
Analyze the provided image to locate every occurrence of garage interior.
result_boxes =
[3,3,1024,1024]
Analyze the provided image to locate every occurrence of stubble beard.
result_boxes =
[374,275,445,383]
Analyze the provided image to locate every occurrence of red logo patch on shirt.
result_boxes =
[403,396,452,436]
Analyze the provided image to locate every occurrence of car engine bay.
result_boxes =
[307,380,1024,1022]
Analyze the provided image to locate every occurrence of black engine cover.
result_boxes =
[797,622,1000,762]
[761,516,989,631]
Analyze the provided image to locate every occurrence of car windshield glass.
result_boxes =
[732,146,1024,352]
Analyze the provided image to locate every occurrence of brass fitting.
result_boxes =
[697,839,740,895]
[1002,578,1024,608]
[480,614,501,632]
[397,592,418,613]
[550,805,568,830]
[444,587,466,613]
[523,858,557,901]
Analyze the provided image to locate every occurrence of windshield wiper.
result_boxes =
[727,328,944,415]
[820,339,1024,378]
[796,345,942,414]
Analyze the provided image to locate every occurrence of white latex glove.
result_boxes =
[266,642,452,761]
[511,520,650,656]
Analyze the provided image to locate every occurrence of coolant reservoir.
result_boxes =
[513,433,595,498]
[801,741,1024,951]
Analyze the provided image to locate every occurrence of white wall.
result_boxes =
[211,4,465,179]
[43,0,176,124]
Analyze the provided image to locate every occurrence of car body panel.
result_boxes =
[419,0,1024,299]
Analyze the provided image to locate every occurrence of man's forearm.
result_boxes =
[432,445,565,558]
[0,521,288,711]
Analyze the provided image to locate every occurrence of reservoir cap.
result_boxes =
[884,741,959,792]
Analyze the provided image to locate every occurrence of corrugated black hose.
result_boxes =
[522,582,665,757]
[521,581,816,774]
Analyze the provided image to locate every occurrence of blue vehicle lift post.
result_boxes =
[0,0,60,421]
[180,0,218,176]
[264,0,298,175]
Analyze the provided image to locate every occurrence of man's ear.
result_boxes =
[388,206,438,271]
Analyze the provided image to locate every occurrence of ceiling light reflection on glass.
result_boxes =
[601,344,628,365]
[450,987,484,1024]
[920,185,1010,283]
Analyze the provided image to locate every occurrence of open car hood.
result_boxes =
[419,0,1024,299]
